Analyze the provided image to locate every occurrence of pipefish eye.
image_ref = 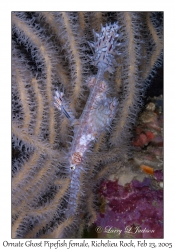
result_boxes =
[70,165,75,171]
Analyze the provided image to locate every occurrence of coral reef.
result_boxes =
[96,177,163,239]
[12,12,163,238]
[95,96,163,239]
[132,95,163,171]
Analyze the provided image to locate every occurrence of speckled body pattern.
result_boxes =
[69,76,117,171]
[54,23,120,216]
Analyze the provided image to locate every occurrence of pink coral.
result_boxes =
[133,131,154,147]
[132,99,163,149]
[96,178,163,238]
